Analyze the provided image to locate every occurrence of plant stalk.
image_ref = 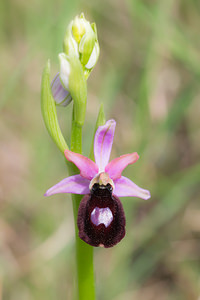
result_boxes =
[69,112,95,300]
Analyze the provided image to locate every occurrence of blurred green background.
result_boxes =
[1,0,200,299]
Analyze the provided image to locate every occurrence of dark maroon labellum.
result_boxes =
[77,183,126,248]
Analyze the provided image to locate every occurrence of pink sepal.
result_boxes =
[64,149,98,180]
[105,152,139,180]
[94,119,116,172]
[114,176,151,200]
[44,174,90,196]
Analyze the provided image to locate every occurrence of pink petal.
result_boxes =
[114,176,151,200]
[64,149,98,180]
[44,174,90,196]
[94,119,116,172]
[105,152,139,180]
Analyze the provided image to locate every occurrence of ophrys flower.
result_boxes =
[45,120,151,247]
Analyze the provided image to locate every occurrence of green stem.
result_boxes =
[71,119,82,154]
[69,110,95,300]
[72,193,95,300]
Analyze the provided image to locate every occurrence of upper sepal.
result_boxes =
[94,119,116,172]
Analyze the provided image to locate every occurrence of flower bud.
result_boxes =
[63,13,100,75]
[72,14,86,43]
[63,21,79,58]
[85,41,100,70]
[51,73,72,107]
[58,53,71,90]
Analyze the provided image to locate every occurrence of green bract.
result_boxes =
[41,60,69,154]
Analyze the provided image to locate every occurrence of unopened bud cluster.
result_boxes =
[65,13,99,72]
[51,13,99,107]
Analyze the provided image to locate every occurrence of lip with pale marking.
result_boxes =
[77,183,126,248]
[91,207,113,228]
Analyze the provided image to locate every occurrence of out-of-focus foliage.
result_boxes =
[0,0,200,299]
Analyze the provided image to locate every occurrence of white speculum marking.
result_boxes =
[91,207,113,228]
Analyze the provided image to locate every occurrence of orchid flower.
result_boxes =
[45,120,151,247]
